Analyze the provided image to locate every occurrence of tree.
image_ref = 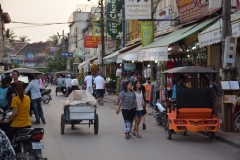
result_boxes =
[18,35,30,42]
[48,34,60,47]
[5,29,16,44]
[46,51,67,72]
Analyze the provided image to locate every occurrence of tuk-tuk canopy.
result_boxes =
[55,71,72,74]
[162,66,217,74]
[4,68,43,74]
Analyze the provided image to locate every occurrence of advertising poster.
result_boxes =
[125,0,151,20]
[141,22,153,47]
[106,0,122,39]
[84,36,101,48]
[91,7,107,36]
[24,51,35,67]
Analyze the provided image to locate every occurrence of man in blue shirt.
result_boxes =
[25,74,46,124]
[172,74,187,99]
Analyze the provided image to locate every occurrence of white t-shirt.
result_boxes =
[84,75,93,87]
[94,76,106,89]
[135,91,143,111]
[65,78,72,88]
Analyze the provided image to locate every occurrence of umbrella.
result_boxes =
[162,66,217,74]
[55,71,73,74]
[4,68,43,74]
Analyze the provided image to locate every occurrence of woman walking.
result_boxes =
[38,74,46,93]
[132,80,145,138]
[116,81,138,139]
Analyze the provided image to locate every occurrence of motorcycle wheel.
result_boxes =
[180,131,187,135]
[61,114,65,134]
[42,95,50,104]
[160,112,167,127]
[234,113,240,131]
[156,117,162,125]
[94,114,99,134]
[208,132,215,140]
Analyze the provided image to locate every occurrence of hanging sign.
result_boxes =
[125,0,151,20]
[60,52,73,58]
[155,6,172,31]
[124,63,136,71]
[84,36,101,48]
[224,95,236,104]
[140,47,168,61]
[141,22,153,47]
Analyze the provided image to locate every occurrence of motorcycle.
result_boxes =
[0,109,47,160]
[233,94,240,131]
[106,82,116,95]
[155,99,167,127]
[41,89,52,104]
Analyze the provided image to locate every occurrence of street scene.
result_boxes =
[1,0,240,160]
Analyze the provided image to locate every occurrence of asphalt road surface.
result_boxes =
[32,86,240,160]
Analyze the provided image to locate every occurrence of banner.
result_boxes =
[155,6,172,31]
[125,0,151,20]
[140,47,168,61]
[106,0,122,39]
[24,51,35,67]
[141,22,153,47]
[84,36,101,48]
[91,7,107,36]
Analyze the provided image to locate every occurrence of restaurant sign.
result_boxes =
[84,36,101,48]
[125,0,151,20]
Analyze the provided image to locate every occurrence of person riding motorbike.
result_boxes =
[65,79,80,97]
[2,82,31,141]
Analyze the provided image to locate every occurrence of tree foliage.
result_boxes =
[5,29,16,44]
[18,35,30,42]
[48,34,60,47]
[46,51,67,72]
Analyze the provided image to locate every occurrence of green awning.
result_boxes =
[142,17,219,49]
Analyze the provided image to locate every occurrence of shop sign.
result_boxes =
[155,6,172,31]
[140,47,168,61]
[141,22,153,47]
[106,0,122,39]
[198,21,240,48]
[122,53,138,61]
[125,0,151,20]
[84,36,101,48]
[60,52,73,58]
[75,48,83,58]
[24,51,35,67]
[103,56,117,64]
[224,95,236,104]
[124,63,135,71]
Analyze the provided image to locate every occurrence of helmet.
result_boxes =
[71,79,78,86]
[68,74,71,78]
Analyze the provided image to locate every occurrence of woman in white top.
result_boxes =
[133,80,145,138]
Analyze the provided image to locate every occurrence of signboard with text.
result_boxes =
[24,51,35,67]
[125,0,151,20]
[141,22,153,47]
[140,47,168,61]
[84,36,101,48]
[155,6,172,31]
[60,52,73,58]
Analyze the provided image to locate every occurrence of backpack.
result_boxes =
[0,87,9,108]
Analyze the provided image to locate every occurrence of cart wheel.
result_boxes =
[208,132,215,140]
[156,117,161,125]
[71,123,74,130]
[94,114,99,134]
[166,119,172,140]
[180,131,187,136]
[160,112,166,127]
[61,114,65,134]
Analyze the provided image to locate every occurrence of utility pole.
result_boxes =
[74,27,79,48]
[221,0,231,130]
[100,0,105,69]
[62,30,64,51]
[0,5,3,62]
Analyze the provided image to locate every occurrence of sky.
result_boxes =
[1,0,99,43]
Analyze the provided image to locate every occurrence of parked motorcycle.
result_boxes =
[233,94,240,131]
[41,89,52,104]
[106,82,116,95]
[155,99,166,127]
[0,109,47,160]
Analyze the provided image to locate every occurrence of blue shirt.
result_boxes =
[25,80,41,100]
[172,83,187,99]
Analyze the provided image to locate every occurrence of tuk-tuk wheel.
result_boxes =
[71,124,74,130]
[208,132,215,140]
[166,120,172,140]
[94,114,99,134]
[61,114,65,134]
[180,131,187,136]
[156,118,161,125]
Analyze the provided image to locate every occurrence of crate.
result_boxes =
[68,104,95,120]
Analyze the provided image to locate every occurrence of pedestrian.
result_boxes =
[0,129,16,160]
[82,72,88,90]
[132,80,145,138]
[38,74,46,93]
[10,70,21,96]
[84,72,93,94]
[128,71,136,83]
[141,77,147,130]
[116,81,138,139]
[3,82,31,141]
[0,75,15,112]
[25,74,46,124]
[93,72,106,105]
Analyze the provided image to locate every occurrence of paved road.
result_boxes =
[32,86,240,160]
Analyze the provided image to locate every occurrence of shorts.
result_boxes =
[142,107,147,115]
[96,89,105,98]
[135,110,143,117]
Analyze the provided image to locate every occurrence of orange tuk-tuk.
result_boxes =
[162,66,219,140]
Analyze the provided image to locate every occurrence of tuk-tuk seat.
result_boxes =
[175,88,213,119]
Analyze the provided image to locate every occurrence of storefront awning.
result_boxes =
[78,55,98,69]
[139,17,219,61]
[103,43,140,64]
[198,11,240,47]
[117,45,142,63]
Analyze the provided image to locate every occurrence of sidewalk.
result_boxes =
[104,94,240,149]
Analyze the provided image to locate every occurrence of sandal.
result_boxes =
[131,132,136,136]
[125,134,130,139]
[136,134,142,138]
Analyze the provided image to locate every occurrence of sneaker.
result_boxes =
[125,134,130,139]
[142,123,146,130]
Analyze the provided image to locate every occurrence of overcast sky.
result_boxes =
[1,0,99,43]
